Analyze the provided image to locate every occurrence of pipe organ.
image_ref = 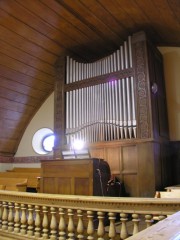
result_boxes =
[65,36,137,145]
[54,31,170,197]
[66,37,132,83]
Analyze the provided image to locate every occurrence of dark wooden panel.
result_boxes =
[0,1,77,51]
[90,147,105,160]
[88,140,171,197]
[0,86,40,106]
[74,178,90,195]
[129,1,165,41]
[106,147,120,174]
[0,65,54,90]
[147,42,169,140]
[45,0,115,55]
[57,178,72,194]
[167,0,180,24]
[123,175,138,197]
[40,159,110,196]
[151,0,180,41]
[0,138,19,155]
[0,8,64,55]
[0,24,57,64]
[0,97,35,113]
[98,0,135,31]
[58,0,121,48]
[0,39,55,76]
[79,0,125,39]
[0,108,29,121]
[43,178,57,194]
[15,0,101,58]
[137,143,156,197]
[170,141,180,185]
[0,76,50,99]
[0,118,29,132]
[121,146,138,173]
[0,53,54,83]
[160,142,172,188]
[40,159,94,195]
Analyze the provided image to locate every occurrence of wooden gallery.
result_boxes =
[0,1,179,240]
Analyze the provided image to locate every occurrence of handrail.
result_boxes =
[127,211,180,240]
[0,190,179,239]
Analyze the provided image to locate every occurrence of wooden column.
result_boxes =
[54,56,66,159]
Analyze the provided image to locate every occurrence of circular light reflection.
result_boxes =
[72,139,85,150]
[43,134,55,152]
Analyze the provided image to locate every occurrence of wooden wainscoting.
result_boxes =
[87,139,171,197]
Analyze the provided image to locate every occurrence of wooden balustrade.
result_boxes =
[127,211,180,240]
[0,190,179,240]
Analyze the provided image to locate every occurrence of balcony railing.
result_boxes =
[0,190,180,239]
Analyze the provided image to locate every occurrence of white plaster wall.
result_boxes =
[12,163,41,168]
[0,163,41,172]
[15,92,54,157]
[0,163,13,172]
[159,47,180,140]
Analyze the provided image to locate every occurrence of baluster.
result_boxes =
[67,209,75,240]
[20,203,27,235]
[0,201,2,228]
[77,209,84,240]
[2,201,8,230]
[42,206,49,239]
[87,210,94,240]
[27,204,34,236]
[34,205,41,238]
[108,212,116,240]
[145,214,153,228]
[132,213,140,235]
[59,208,66,240]
[50,207,57,240]
[8,202,14,232]
[14,203,20,233]
[120,213,128,239]
[97,211,105,240]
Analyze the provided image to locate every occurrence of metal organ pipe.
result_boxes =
[65,36,137,144]
[66,91,69,143]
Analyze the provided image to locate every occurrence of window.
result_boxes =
[32,128,54,155]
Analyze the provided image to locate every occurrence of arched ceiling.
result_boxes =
[0,0,179,156]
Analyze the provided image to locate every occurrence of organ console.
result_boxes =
[53,31,170,197]
[40,158,111,196]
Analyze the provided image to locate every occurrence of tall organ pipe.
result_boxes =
[65,35,136,143]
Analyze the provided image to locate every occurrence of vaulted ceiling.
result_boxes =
[0,0,179,156]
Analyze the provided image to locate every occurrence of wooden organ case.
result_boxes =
[53,31,170,197]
